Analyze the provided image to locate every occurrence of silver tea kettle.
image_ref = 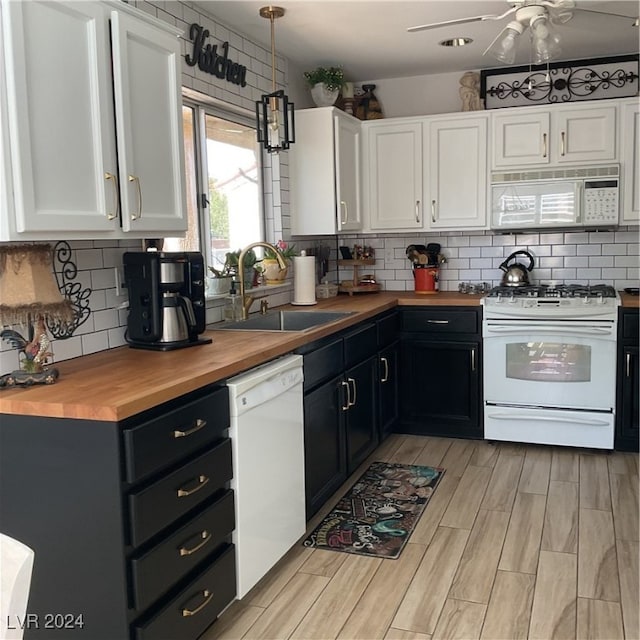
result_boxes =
[499,250,535,287]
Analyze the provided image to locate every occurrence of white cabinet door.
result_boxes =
[335,111,361,232]
[290,107,362,235]
[493,111,550,167]
[427,116,488,230]
[621,100,639,224]
[552,105,617,164]
[2,1,119,235]
[492,103,618,169]
[366,121,423,230]
[110,10,186,234]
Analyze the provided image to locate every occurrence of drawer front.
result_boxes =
[135,544,236,640]
[344,322,377,368]
[622,310,639,341]
[124,386,230,484]
[129,439,232,548]
[401,309,479,335]
[377,312,399,349]
[131,490,235,613]
[302,337,344,391]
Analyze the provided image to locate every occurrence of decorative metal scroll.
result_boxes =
[49,241,92,339]
[481,54,639,109]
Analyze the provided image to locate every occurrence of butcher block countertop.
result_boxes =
[0,292,483,421]
[620,291,640,308]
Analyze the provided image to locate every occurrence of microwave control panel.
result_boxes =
[583,179,619,224]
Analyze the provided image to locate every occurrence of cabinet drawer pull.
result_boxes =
[427,319,449,324]
[415,200,421,224]
[471,348,476,372]
[341,380,350,411]
[380,357,389,383]
[173,418,207,439]
[542,133,547,158]
[560,131,566,156]
[104,172,119,220]
[177,474,209,498]
[179,530,212,557]
[182,589,213,617]
[129,174,143,220]
[348,377,357,407]
[431,199,436,223]
[340,200,348,226]
[626,353,632,377]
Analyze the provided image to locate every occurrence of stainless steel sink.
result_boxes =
[212,310,353,332]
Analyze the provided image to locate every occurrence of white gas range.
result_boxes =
[481,284,620,449]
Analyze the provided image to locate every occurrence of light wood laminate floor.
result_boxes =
[202,435,639,640]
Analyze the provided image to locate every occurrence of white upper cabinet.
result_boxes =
[620,98,639,224]
[426,115,488,230]
[0,0,186,241]
[363,120,423,230]
[110,10,186,234]
[290,107,362,235]
[492,103,617,168]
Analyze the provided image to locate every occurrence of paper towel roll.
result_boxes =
[292,255,317,305]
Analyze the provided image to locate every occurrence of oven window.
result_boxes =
[506,342,591,382]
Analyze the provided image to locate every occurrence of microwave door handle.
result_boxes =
[576,183,582,223]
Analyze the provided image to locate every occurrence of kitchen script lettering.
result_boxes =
[186,23,247,87]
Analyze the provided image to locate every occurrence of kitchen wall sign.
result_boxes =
[185,23,247,87]
[480,54,639,109]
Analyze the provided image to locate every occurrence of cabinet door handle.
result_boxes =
[542,133,547,158]
[179,530,212,556]
[427,319,449,324]
[415,200,421,224]
[104,172,119,220]
[471,348,476,372]
[177,474,209,497]
[626,352,632,378]
[348,377,357,407]
[182,590,214,617]
[431,200,437,223]
[560,131,566,156]
[173,418,207,439]
[129,174,143,220]
[340,200,348,226]
[341,380,351,411]
[380,357,389,383]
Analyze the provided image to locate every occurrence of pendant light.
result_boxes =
[256,6,295,153]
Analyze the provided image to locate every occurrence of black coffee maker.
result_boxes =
[123,252,212,350]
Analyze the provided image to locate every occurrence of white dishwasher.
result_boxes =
[226,354,306,599]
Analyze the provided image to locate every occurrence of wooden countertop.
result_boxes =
[620,292,640,308]
[0,292,482,421]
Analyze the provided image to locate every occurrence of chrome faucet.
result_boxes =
[237,242,287,320]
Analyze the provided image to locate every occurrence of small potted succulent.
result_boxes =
[303,66,345,107]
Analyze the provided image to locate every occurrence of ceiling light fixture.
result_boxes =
[439,37,473,47]
[255,6,295,154]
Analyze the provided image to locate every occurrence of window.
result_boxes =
[164,101,264,273]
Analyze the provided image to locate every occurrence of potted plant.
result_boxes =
[262,240,296,284]
[303,66,345,107]
[208,249,258,294]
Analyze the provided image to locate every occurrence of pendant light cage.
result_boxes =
[256,6,295,153]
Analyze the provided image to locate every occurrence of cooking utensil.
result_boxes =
[499,250,535,287]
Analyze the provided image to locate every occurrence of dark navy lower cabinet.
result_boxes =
[0,384,235,639]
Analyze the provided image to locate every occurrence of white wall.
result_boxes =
[359,70,471,118]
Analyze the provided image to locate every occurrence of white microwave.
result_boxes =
[491,165,619,231]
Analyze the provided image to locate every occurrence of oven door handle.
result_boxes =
[485,325,614,336]
[487,411,611,427]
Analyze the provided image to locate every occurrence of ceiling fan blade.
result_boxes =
[571,7,639,23]
[407,7,517,33]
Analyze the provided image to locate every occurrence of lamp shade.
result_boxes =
[0,244,73,327]
[484,21,524,64]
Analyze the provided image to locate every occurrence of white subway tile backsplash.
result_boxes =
[588,256,614,268]
[480,246,504,258]
[82,331,110,355]
[602,243,627,255]
[52,336,83,361]
[552,268,577,280]
[563,256,589,268]
[539,233,565,244]
[564,232,590,244]
[577,245,602,256]
[615,255,640,267]
[552,244,577,256]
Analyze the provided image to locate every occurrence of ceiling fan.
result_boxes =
[408,0,640,65]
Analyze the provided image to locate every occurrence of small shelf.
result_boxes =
[338,259,379,296]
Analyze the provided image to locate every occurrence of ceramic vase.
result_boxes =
[310,83,339,107]
[262,259,288,284]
